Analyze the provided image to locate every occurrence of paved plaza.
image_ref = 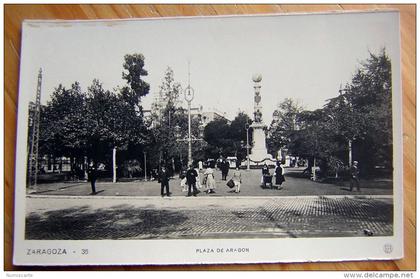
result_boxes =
[25,167,394,240]
[27,167,393,197]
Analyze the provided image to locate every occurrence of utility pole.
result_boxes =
[28,68,42,187]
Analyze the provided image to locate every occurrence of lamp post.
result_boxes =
[245,123,250,170]
[174,124,182,168]
[184,85,194,166]
[339,86,354,167]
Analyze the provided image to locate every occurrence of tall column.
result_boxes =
[249,73,273,165]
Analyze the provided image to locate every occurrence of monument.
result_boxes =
[249,74,275,166]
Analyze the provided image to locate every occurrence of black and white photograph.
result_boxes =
[13,11,403,265]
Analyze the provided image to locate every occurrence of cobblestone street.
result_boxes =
[25,195,393,239]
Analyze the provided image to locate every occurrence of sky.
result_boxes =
[19,11,400,123]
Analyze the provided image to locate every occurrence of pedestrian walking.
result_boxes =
[220,159,230,181]
[231,167,242,193]
[186,164,199,197]
[349,161,361,192]
[87,163,97,195]
[158,166,171,197]
[274,161,285,189]
[204,166,216,194]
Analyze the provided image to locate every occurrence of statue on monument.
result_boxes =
[254,109,262,123]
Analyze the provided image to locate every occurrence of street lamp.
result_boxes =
[184,85,194,166]
[339,86,354,167]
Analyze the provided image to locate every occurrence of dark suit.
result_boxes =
[158,168,170,196]
[88,166,97,193]
[186,168,198,196]
[349,164,360,191]
[221,161,229,180]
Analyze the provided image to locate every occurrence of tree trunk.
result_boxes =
[143,152,147,181]
[348,139,353,167]
[312,156,317,181]
[113,147,117,183]
[84,157,88,180]
[70,156,74,172]
[52,156,56,173]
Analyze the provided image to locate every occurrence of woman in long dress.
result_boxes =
[232,167,242,193]
[274,161,285,189]
[204,166,216,194]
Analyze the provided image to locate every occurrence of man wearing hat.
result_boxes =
[186,164,199,197]
[158,165,171,197]
[349,161,360,192]
[88,162,97,195]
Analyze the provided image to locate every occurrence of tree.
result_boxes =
[85,79,118,165]
[346,49,392,172]
[121,53,150,111]
[228,112,253,161]
[39,82,88,172]
[203,118,231,158]
[159,67,183,108]
[203,112,252,162]
[150,67,183,124]
[321,49,392,173]
[36,53,152,180]
[267,98,304,156]
[147,67,193,172]
[287,49,392,177]
[86,78,152,181]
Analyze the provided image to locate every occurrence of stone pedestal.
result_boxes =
[248,73,275,167]
[249,122,274,166]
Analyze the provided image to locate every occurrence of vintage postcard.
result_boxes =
[13,11,403,265]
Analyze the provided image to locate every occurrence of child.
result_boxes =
[180,177,188,192]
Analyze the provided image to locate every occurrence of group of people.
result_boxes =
[261,161,286,189]
[158,160,361,197]
[158,160,287,197]
[86,159,361,197]
[158,160,243,197]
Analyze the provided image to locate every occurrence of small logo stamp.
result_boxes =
[383,244,393,254]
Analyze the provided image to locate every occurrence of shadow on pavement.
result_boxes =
[25,205,189,240]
